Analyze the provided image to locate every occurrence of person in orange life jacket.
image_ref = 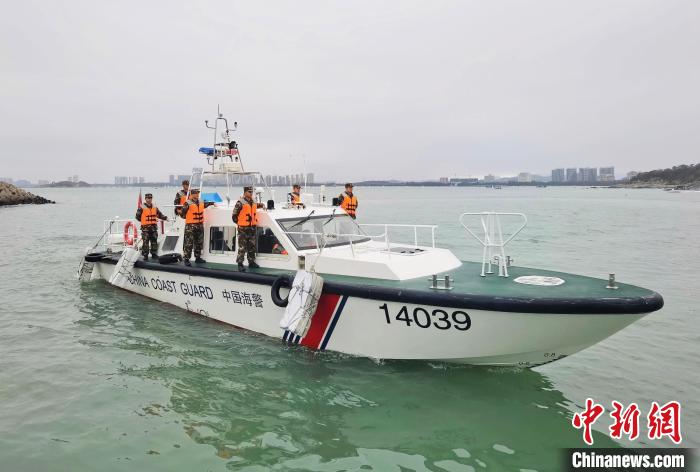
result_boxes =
[173,180,189,217]
[339,183,358,219]
[287,184,305,208]
[181,188,215,266]
[134,193,168,260]
[231,186,265,271]
[272,242,288,255]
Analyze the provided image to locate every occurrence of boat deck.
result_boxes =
[202,260,655,300]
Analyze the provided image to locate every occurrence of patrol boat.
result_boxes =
[77,111,663,367]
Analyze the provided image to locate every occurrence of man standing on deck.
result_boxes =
[181,188,214,266]
[173,179,189,217]
[339,183,358,219]
[231,186,264,271]
[287,183,306,208]
[135,193,168,261]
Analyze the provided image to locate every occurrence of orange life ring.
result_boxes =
[123,221,137,246]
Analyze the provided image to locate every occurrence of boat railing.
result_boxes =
[358,224,437,250]
[283,223,437,260]
[459,212,527,277]
[95,218,137,251]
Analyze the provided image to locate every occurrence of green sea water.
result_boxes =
[1,186,698,471]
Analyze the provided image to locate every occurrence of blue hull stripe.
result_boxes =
[320,295,348,351]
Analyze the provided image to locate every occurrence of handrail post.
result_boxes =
[414,226,418,247]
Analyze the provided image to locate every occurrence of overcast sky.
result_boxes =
[1,0,699,183]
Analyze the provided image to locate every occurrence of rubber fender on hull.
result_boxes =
[159,253,183,265]
[84,252,105,263]
[271,275,292,307]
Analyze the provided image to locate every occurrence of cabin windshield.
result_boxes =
[278,214,371,250]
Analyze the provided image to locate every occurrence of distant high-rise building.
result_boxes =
[38,180,49,186]
[566,168,578,182]
[578,168,598,182]
[114,176,129,185]
[551,168,565,182]
[599,167,615,182]
[73,175,79,183]
[483,174,496,182]
[439,177,449,184]
[517,172,533,183]
[306,173,314,185]
[626,171,639,180]
[15,179,31,187]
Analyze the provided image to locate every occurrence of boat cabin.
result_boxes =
[161,178,461,281]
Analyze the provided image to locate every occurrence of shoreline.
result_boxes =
[0,182,55,206]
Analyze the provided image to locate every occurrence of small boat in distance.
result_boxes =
[78,110,663,367]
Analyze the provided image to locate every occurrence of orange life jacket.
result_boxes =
[289,192,302,205]
[185,201,205,224]
[272,243,288,255]
[340,192,358,217]
[237,199,258,227]
[140,206,159,226]
[179,194,187,206]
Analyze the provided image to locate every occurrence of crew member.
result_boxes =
[173,180,189,217]
[135,193,168,261]
[181,188,214,266]
[287,184,305,208]
[231,186,264,271]
[339,183,358,219]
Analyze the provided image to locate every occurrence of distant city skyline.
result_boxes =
[3,164,637,187]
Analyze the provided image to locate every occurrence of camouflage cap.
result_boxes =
[144,193,153,198]
[182,180,189,185]
[190,188,200,193]
[243,186,254,192]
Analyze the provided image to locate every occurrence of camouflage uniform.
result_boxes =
[236,227,257,264]
[183,224,204,259]
[231,196,258,264]
[135,204,167,258]
[174,189,188,217]
[181,198,214,260]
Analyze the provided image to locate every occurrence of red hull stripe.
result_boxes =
[300,294,341,349]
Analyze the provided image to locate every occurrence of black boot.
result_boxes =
[195,257,206,264]
[238,263,246,272]
[248,261,260,269]
[184,259,191,266]
[142,254,149,261]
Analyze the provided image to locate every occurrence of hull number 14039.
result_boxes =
[379,303,471,331]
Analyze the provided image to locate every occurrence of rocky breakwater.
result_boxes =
[0,182,55,206]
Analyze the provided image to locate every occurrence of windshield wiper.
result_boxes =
[321,208,337,227]
[287,210,316,230]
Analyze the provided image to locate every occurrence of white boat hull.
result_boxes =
[91,261,645,367]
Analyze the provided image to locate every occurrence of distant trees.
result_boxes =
[630,163,700,185]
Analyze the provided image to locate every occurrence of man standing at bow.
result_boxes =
[180,188,214,266]
[339,183,358,219]
[231,186,264,271]
[135,193,168,261]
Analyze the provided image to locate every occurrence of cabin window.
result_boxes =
[161,235,179,252]
[277,214,370,250]
[256,226,288,255]
[209,226,236,253]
